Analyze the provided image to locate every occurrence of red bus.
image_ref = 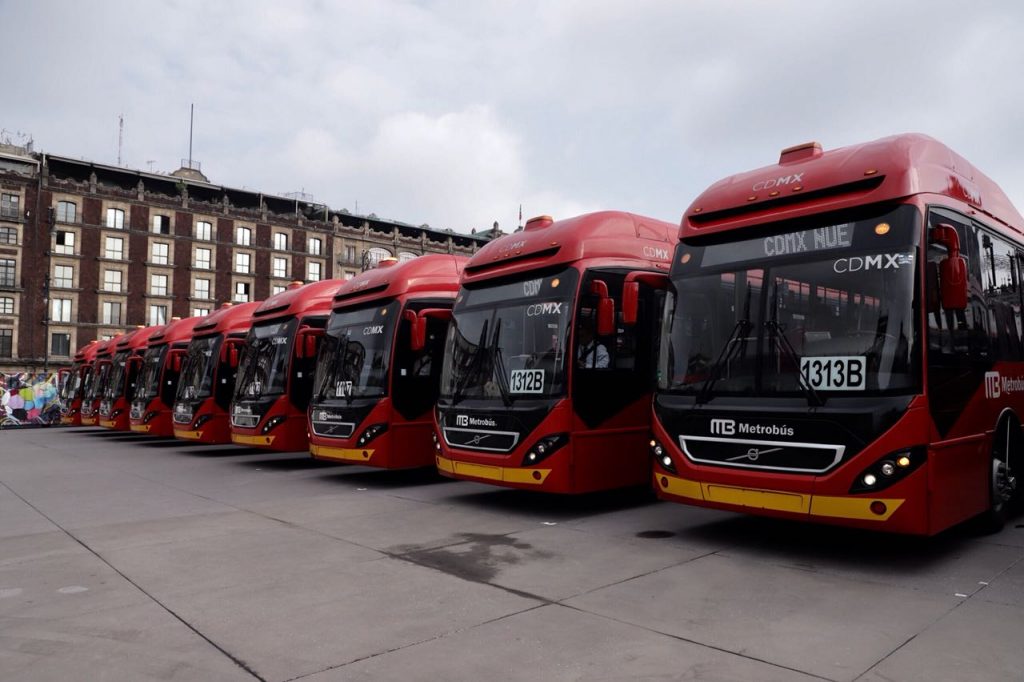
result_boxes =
[651,133,1024,534]
[173,302,261,443]
[80,336,119,427]
[129,316,203,435]
[434,212,675,492]
[230,280,343,450]
[59,340,100,426]
[308,255,465,468]
[99,325,164,430]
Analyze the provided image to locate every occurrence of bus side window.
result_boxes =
[927,209,989,361]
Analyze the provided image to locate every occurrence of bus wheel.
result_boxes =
[978,418,1020,534]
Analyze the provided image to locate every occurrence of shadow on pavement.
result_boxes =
[232,454,342,471]
[445,485,657,521]
[320,466,448,489]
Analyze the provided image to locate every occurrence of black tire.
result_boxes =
[976,418,1020,534]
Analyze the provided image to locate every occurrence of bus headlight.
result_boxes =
[357,423,388,447]
[850,448,925,494]
[262,415,286,434]
[521,433,568,466]
[651,438,676,473]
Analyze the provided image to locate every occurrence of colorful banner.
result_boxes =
[0,372,62,428]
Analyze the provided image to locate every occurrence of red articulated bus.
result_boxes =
[308,255,465,468]
[652,133,1024,535]
[59,340,100,426]
[129,316,203,436]
[435,212,675,492]
[230,280,343,450]
[173,302,261,444]
[99,325,165,430]
[80,336,119,427]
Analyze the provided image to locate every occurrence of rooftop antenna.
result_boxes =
[117,114,124,165]
[188,103,194,166]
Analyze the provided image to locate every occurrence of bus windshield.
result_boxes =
[661,205,920,399]
[60,363,83,401]
[314,300,398,402]
[234,318,297,399]
[440,267,578,404]
[177,335,222,401]
[86,363,108,401]
[134,345,167,400]
[103,350,131,399]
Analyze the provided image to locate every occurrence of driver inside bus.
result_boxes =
[576,323,609,369]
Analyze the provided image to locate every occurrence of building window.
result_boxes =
[344,270,357,279]
[152,214,171,234]
[55,230,75,254]
[151,242,169,265]
[103,270,122,293]
[106,208,125,229]
[366,247,392,268]
[308,237,322,255]
[104,236,124,260]
[196,220,212,241]
[149,304,167,326]
[102,301,122,325]
[235,226,251,246]
[0,258,15,287]
[50,332,71,357]
[235,252,250,274]
[272,257,287,278]
[233,281,250,302]
[0,296,12,314]
[273,232,288,250]
[345,245,356,263]
[194,278,210,299]
[53,265,73,289]
[0,328,11,357]
[150,274,168,296]
[51,298,72,323]
[192,307,211,317]
[307,261,322,281]
[0,226,16,245]
[399,252,417,263]
[271,285,286,295]
[1,193,19,219]
[56,200,77,223]
[194,247,212,269]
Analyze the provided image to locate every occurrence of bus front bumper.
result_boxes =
[436,454,552,486]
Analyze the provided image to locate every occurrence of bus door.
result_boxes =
[291,318,327,411]
[393,300,451,421]
[571,269,662,488]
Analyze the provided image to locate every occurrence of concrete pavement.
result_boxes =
[1,427,1022,681]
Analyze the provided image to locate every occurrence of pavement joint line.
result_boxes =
[848,555,1024,681]
[555,601,839,682]
[553,547,722,603]
[278,603,550,682]
[0,478,268,682]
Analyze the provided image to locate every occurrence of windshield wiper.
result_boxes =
[764,318,823,407]
[696,318,752,405]
[451,319,489,406]
[489,318,514,407]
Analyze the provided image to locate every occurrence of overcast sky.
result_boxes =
[4,1,1023,233]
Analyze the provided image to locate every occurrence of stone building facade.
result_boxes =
[0,145,490,373]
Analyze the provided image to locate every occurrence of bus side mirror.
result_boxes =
[227,345,241,368]
[169,349,186,372]
[622,272,671,325]
[296,329,322,359]
[589,280,616,337]
[932,224,968,311]
[403,309,427,352]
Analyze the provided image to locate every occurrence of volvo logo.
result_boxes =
[727,446,782,462]
[467,434,490,445]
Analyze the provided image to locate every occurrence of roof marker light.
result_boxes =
[864,168,878,176]
[875,223,890,235]
[747,195,757,202]
[681,253,691,264]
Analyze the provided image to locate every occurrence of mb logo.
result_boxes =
[985,372,1001,399]
[710,418,736,435]
[455,415,469,427]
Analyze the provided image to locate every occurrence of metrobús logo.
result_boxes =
[710,418,794,438]
[984,371,1024,399]
[454,414,497,428]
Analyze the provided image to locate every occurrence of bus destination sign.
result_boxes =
[701,223,854,267]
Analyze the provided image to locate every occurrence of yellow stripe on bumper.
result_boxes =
[436,455,551,485]
[174,429,204,440]
[130,424,151,433]
[310,444,374,463]
[99,420,118,429]
[231,433,275,446]
[658,474,904,522]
